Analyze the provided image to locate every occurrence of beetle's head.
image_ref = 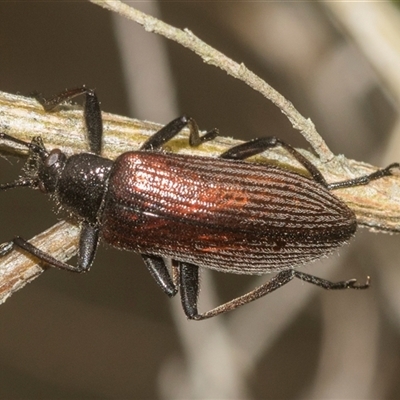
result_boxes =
[0,133,67,194]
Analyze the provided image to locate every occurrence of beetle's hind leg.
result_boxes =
[292,270,370,290]
[220,137,329,187]
[140,115,219,151]
[178,263,294,320]
[221,136,399,191]
[178,263,369,320]
[326,163,400,190]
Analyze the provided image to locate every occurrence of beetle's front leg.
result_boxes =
[78,223,100,270]
[0,222,100,273]
[33,86,103,155]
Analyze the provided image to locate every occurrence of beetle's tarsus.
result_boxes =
[347,276,370,289]
[0,241,14,257]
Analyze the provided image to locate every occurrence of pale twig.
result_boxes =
[89,0,334,162]
[0,221,78,304]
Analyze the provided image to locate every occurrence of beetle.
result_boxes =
[0,87,398,320]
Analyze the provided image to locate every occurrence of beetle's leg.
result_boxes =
[140,115,219,151]
[141,255,178,297]
[221,137,399,190]
[0,177,37,191]
[0,136,38,189]
[293,270,370,289]
[34,86,103,155]
[0,132,31,148]
[0,237,85,272]
[220,137,328,187]
[179,263,296,320]
[79,223,100,270]
[179,264,369,320]
[326,162,400,190]
[179,262,201,318]
[0,223,100,273]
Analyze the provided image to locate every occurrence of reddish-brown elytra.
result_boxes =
[0,87,398,319]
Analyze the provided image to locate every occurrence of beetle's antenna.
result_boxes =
[0,132,48,159]
[0,178,38,191]
[0,132,46,192]
[0,132,30,148]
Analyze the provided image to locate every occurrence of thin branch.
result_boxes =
[89,0,334,162]
[0,221,79,304]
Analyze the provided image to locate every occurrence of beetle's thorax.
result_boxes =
[54,153,113,223]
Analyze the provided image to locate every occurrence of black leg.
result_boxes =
[0,223,101,273]
[327,162,400,190]
[0,237,86,272]
[78,223,100,271]
[220,137,400,191]
[292,270,370,290]
[141,254,177,297]
[33,86,103,155]
[179,262,201,319]
[0,177,37,191]
[0,132,31,148]
[179,263,369,320]
[140,115,219,151]
[220,137,328,187]
[179,264,296,320]
[0,133,48,163]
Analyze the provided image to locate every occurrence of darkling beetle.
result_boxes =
[0,87,398,320]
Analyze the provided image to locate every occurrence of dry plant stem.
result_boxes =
[1,90,400,304]
[90,0,334,162]
[0,221,79,304]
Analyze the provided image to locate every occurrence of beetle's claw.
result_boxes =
[347,276,370,289]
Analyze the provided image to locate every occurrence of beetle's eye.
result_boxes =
[45,149,62,167]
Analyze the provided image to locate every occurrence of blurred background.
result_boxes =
[0,1,400,399]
